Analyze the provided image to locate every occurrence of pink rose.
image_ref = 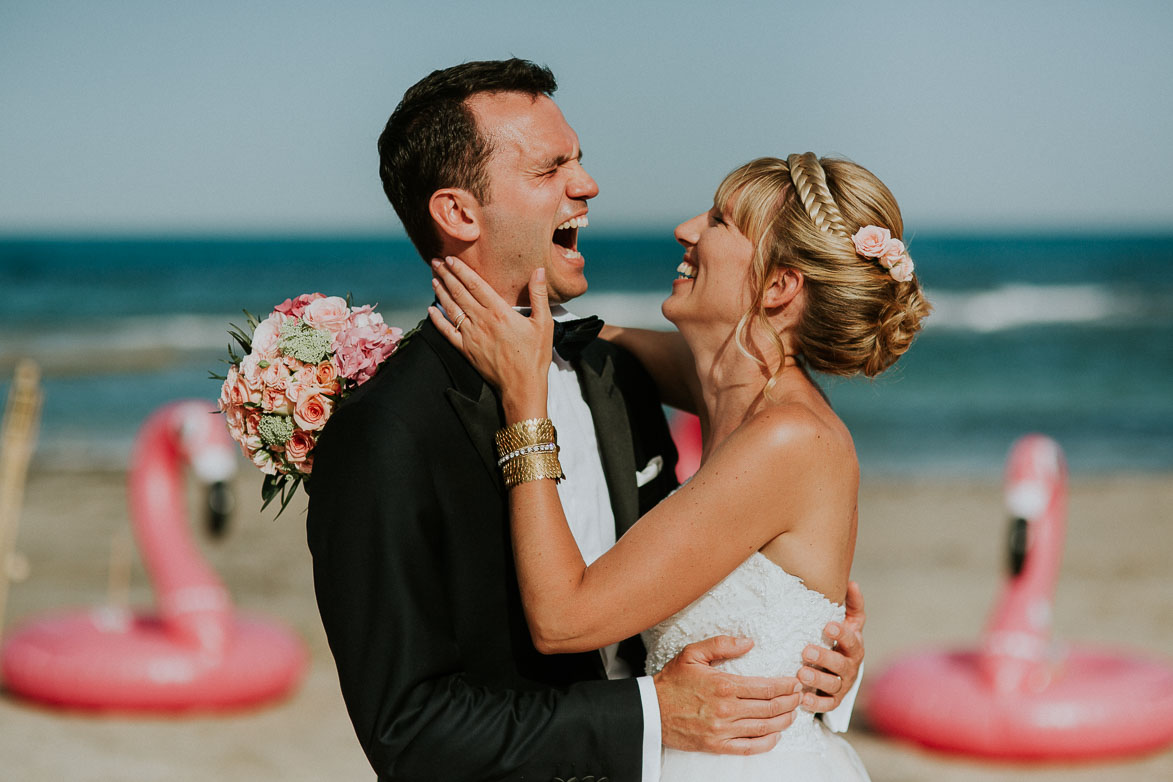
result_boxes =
[293,392,333,431]
[249,314,286,358]
[302,296,351,334]
[889,257,915,282]
[851,225,891,258]
[220,396,244,426]
[286,372,330,405]
[231,430,263,461]
[315,360,340,389]
[219,366,239,408]
[239,354,263,385]
[260,358,292,388]
[287,364,316,395]
[880,238,906,270]
[223,412,246,448]
[219,398,236,426]
[243,409,261,437]
[251,448,278,475]
[284,429,315,468]
[274,293,324,318]
[262,385,293,415]
[222,365,261,407]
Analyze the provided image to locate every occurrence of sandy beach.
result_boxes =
[2,467,1171,781]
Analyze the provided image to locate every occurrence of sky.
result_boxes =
[2,1,1172,235]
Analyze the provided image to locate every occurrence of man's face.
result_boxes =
[467,92,599,304]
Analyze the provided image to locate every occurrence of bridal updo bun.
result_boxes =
[717,154,931,378]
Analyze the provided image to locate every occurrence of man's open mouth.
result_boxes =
[676,261,697,280]
[553,215,587,259]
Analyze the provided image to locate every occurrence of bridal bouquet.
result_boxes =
[217,293,403,512]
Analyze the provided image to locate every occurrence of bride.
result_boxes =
[429,153,930,780]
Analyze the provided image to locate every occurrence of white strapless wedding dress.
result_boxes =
[641,552,871,781]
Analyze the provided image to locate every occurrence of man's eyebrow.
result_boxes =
[535,149,583,169]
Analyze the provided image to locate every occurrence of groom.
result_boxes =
[307,59,864,782]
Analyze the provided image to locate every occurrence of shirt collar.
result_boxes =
[514,303,577,323]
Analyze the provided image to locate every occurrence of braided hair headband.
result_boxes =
[786,152,915,282]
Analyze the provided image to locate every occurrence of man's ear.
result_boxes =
[763,267,803,311]
[428,188,481,244]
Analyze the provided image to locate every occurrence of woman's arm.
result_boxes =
[503,412,828,652]
[428,258,837,653]
[599,325,700,413]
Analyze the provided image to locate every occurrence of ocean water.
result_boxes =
[2,233,1171,476]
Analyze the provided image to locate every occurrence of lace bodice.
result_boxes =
[642,552,845,751]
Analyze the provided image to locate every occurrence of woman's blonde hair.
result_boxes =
[716,153,931,379]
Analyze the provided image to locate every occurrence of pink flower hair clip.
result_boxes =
[851,225,915,282]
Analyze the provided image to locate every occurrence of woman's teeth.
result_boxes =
[556,216,589,231]
[676,261,697,280]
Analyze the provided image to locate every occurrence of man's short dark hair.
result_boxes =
[378,58,557,260]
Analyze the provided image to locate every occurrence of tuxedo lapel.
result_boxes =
[578,346,639,537]
[418,323,503,487]
[446,384,502,485]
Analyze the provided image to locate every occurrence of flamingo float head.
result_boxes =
[175,405,237,537]
[979,434,1068,693]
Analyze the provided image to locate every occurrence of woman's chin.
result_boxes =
[660,296,683,325]
[662,279,694,319]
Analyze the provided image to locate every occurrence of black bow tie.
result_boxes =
[552,315,604,361]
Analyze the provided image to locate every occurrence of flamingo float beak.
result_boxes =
[206,480,235,538]
[1007,516,1029,576]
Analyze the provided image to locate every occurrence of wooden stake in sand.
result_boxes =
[0,360,44,636]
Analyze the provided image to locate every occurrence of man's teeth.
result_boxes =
[555,216,589,231]
[676,261,697,279]
[561,247,582,259]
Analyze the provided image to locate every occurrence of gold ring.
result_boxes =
[453,312,468,331]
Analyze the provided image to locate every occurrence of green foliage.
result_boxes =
[227,309,259,358]
[261,473,305,517]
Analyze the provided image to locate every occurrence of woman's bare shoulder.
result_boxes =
[742,392,854,465]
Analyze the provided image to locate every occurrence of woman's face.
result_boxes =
[661,203,756,331]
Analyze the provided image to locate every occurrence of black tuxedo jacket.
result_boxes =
[307,319,679,782]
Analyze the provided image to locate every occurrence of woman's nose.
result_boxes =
[674,213,703,247]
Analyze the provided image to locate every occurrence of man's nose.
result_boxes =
[567,163,599,200]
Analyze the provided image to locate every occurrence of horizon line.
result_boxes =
[4,220,1173,242]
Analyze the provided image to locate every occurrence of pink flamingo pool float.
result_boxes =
[865,434,1173,759]
[1,400,307,712]
[669,411,703,482]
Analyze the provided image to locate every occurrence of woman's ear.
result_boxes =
[763,267,803,310]
[428,188,481,243]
